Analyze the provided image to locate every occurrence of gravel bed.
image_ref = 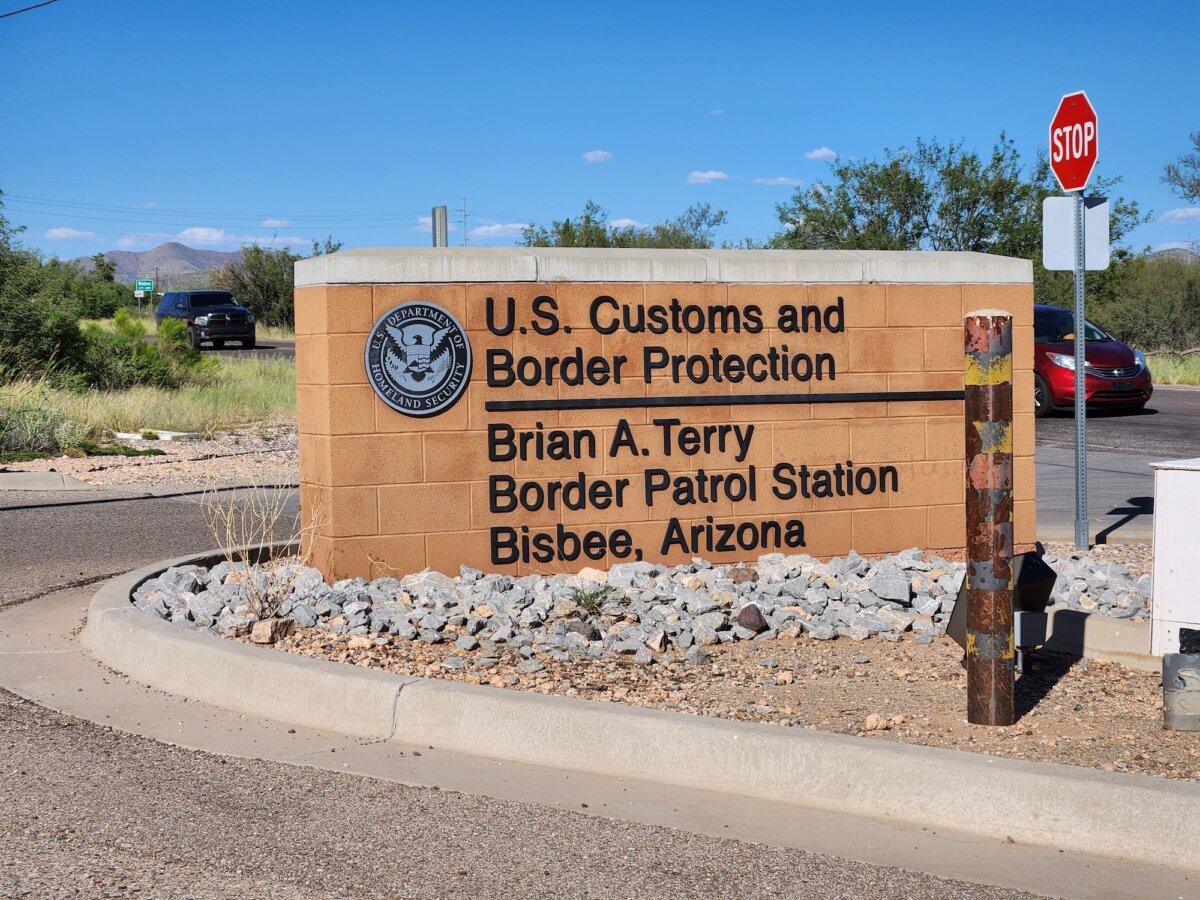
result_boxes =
[126,548,1191,782]
[134,546,1152,664]
[1043,540,1154,580]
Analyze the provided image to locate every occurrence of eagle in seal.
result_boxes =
[382,321,454,390]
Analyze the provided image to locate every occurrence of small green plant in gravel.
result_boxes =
[569,584,616,618]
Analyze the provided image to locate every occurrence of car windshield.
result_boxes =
[188,292,236,308]
[1035,307,1110,343]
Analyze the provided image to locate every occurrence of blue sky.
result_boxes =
[2,0,1197,259]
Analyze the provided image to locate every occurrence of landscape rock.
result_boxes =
[137,546,1151,664]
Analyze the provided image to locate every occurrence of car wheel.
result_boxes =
[189,328,204,350]
[243,336,256,349]
[1033,374,1053,418]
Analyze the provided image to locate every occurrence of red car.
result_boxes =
[1033,304,1152,418]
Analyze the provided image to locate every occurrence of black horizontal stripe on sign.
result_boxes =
[485,390,965,413]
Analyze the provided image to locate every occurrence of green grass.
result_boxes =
[81,315,295,342]
[1147,354,1200,385]
[1,356,296,440]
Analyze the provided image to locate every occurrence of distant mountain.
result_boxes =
[73,242,241,285]
[1148,246,1200,263]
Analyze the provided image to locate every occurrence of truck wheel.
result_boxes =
[244,335,256,349]
[189,328,204,350]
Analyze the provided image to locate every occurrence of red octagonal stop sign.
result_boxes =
[1049,91,1098,192]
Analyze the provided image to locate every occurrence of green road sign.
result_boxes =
[135,279,155,291]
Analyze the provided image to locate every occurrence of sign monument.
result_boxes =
[293,248,1036,582]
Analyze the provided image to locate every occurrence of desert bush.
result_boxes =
[0,380,90,456]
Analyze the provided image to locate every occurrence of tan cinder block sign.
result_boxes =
[295,249,1035,581]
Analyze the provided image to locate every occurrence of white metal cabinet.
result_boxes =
[1151,457,1200,656]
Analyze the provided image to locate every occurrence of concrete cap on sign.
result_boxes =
[295,248,1032,286]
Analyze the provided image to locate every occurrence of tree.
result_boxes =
[522,201,727,249]
[311,236,343,256]
[211,245,298,327]
[768,134,1152,340]
[211,238,342,327]
[771,134,1142,256]
[91,252,116,283]
[1163,132,1200,203]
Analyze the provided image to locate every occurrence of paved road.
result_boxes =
[141,331,295,360]
[0,688,1029,900]
[0,487,299,607]
[206,337,295,360]
[1035,385,1200,458]
[1034,386,1200,541]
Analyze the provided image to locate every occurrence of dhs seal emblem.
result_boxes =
[365,302,472,417]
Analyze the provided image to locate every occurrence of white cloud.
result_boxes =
[583,149,613,164]
[1161,207,1200,224]
[610,217,647,228]
[177,226,231,244]
[173,226,310,249]
[44,226,98,240]
[117,233,159,250]
[415,214,456,231]
[470,222,528,239]
[261,217,292,227]
[804,146,838,161]
[708,108,726,116]
[752,176,803,187]
[687,169,730,185]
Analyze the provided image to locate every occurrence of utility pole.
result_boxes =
[461,197,469,246]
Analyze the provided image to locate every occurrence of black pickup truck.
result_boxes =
[154,290,256,349]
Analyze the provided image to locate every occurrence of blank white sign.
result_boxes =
[1042,196,1110,271]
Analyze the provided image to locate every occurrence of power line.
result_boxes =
[0,0,59,21]
[5,194,540,230]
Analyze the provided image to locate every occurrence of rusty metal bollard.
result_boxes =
[964,311,1015,726]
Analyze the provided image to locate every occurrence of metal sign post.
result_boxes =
[1072,191,1087,550]
[135,279,155,316]
[1048,90,1099,551]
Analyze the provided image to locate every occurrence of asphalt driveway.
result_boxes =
[1034,386,1200,542]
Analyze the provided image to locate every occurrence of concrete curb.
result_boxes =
[82,547,1200,871]
[1035,607,1156,672]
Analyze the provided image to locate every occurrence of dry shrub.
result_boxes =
[202,473,325,618]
